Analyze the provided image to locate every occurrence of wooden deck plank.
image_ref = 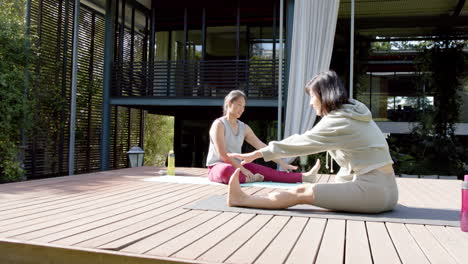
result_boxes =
[30,185,222,244]
[0,170,150,200]
[385,223,429,264]
[94,186,227,250]
[172,213,256,260]
[446,226,468,245]
[254,217,308,264]
[285,218,326,264]
[405,224,457,264]
[197,214,273,263]
[395,178,420,207]
[366,222,401,264]
[146,212,239,257]
[314,174,323,182]
[0,167,464,264]
[0,180,115,206]
[79,192,250,250]
[1,183,196,238]
[122,210,221,254]
[225,215,290,264]
[99,210,203,250]
[0,181,168,224]
[0,180,150,211]
[345,220,372,264]
[404,178,459,210]
[412,178,458,208]
[426,225,468,264]
[6,184,203,239]
[315,219,346,264]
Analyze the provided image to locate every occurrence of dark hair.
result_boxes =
[304,70,349,115]
[223,90,246,115]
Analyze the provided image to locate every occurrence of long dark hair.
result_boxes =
[223,90,246,115]
[305,70,349,115]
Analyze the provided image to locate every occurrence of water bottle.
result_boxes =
[167,150,175,176]
[461,175,468,232]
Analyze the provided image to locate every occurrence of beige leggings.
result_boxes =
[311,166,399,213]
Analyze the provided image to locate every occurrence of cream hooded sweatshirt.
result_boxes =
[260,99,393,176]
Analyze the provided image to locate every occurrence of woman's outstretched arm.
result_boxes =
[243,125,297,171]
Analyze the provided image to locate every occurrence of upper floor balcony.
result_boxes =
[111,59,284,104]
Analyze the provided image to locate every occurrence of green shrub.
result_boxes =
[0,2,34,183]
[144,114,174,166]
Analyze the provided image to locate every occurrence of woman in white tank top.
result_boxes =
[206,90,321,184]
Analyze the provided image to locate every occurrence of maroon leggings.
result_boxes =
[208,162,302,184]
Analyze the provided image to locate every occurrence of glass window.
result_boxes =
[249,26,284,60]
[206,26,247,59]
[356,72,433,121]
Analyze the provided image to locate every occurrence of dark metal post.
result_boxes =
[236,0,240,89]
[272,0,277,93]
[236,1,240,60]
[100,0,116,171]
[167,32,172,95]
[143,16,148,95]
[284,0,294,110]
[130,7,135,96]
[149,8,155,54]
[201,8,207,95]
[277,0,284,140]
[183,8,188,61]
[113,107,118,168]
[369,72,372,110]
[202,8,206,60]
[117,0,125,96]
[114,0,119,61]
[139,110,145,149]
[182,8,188,95]
[128,107,132,152]
[149,3,156,96]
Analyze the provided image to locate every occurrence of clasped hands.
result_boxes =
[228,151,298,172]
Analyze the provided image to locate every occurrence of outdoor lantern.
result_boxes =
[127,145,145,167]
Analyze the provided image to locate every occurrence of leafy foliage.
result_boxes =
[144,114,174,166]
[389,42,467,178]
[0,0,34,183]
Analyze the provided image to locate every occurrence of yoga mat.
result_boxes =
[143,176,302,189]
[184,195,460,227]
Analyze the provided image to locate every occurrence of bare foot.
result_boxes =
[302,159,320,183]
[227,169,248,207]
[245,173,264,183]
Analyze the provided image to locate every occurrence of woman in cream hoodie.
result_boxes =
[228,71,398,213]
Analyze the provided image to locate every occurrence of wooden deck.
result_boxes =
[0,166,466,264]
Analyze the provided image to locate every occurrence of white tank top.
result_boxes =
[206,116,246,167]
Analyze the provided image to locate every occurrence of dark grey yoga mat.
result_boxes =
[184,195,460,227]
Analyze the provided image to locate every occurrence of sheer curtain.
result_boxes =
[284,0,340,140]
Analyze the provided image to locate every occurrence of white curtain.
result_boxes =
[284,0,340,140]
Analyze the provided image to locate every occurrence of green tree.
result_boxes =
[0,0,34,183]
[144,114,174,166]
[390,41,467,177]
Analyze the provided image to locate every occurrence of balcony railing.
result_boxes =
[111,59,283,98]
